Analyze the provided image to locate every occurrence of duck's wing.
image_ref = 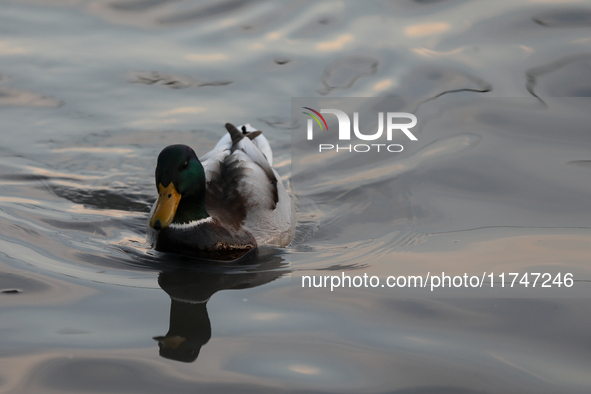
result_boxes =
[226,123,279,209]
[202,146,248,229]
[203,123,292,246]
[226,123,292,245]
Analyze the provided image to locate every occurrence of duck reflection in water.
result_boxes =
[153,249,287,363]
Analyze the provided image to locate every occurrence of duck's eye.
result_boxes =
[181,160,189,170]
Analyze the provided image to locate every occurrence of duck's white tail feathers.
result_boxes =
[205,123,273,166]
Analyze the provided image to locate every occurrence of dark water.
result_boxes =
[1,1,591,393]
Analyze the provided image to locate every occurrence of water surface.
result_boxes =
[1,1,591,393]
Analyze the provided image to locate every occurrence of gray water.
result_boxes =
[1,1,591,393]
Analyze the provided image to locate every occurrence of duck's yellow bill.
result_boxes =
[149,182,181,230]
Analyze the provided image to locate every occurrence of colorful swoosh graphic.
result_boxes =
[302,107,328,131]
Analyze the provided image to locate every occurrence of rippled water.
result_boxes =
[1,0,591,393]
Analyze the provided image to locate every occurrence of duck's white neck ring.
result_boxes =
[168,216,213,230]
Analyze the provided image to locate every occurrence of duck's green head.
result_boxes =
[149,144,207,230]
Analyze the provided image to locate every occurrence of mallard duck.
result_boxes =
[147,123,293,260]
